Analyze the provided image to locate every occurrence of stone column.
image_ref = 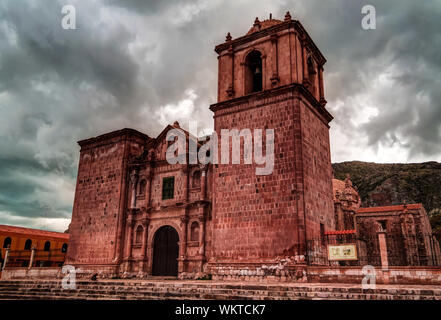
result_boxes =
[28,246,36,270]
[301,40,309,85]
[146,170,153,208]
[124,211,134,272]
[130,170,139,208]
[178,216,189,273]
[198,215,206,257]
[113,140,130,263]
[197,215,206,272]
[183,166,190,204]
[270,34,280,86]
[318,66,326,105]
[139,218,149,274]
[2,247,10,270]
[226,45,235,98]
[378,231,388,269]
[261,54,267,90]
[146,243,153,275]
[200,166,207,201]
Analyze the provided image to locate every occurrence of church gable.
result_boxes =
[151,122,199,163]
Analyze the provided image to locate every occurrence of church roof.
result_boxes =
[357,203,423,214]
[153,121,199,148]
[78,128,152,147]
[246,18,283,35]
[0,224,70,240]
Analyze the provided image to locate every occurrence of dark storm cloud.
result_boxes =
[0,0,441,230]
[105,0,199,14]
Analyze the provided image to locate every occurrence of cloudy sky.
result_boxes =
[1,0,440,232]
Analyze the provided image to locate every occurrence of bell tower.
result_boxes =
[209,12,334,277]
[215,12,328,104]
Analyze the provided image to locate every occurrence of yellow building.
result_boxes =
[0,224,69,269]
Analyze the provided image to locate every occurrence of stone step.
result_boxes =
[0,284,346,296]
[1,280,441,300]
[1,283,440,297]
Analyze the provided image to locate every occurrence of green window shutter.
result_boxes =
[162,177,175,200]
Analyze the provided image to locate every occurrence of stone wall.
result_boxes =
[1,267,63,280]
[66,129,149,268]
[307,266,441,285]
[299,98,335,240]
[355,204,441,266]
[211,88,307,262]
[5,265,441,286]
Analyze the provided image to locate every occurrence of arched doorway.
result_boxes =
[152,225,179,276]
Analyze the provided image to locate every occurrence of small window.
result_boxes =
[135,225,143,244]
[190,222,200,242]
[24,239,32,250]
[61,243,68,253]
[139,179,147,196]
[192,171,201,188]
[379,220,387,231]
[44,241,51,251]
[3,237,11,248]
[162,177,175,200]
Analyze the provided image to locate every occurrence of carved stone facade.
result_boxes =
[332,176,440,267]
[332,175,361,231]
[355,203,441,266]
[65,123,213,278]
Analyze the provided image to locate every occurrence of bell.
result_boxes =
[254,67,261,74]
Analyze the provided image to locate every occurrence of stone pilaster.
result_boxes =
[200,165,207,201]
[400,212,419,266]
[178,216,189,273]
[198,215,206,258]
[146,169,153,208]
[138,217,150,274]
[130,170,139,208]
[124,210,135,272]
[28,246,36,270]
[270,34,280,86]
[301,40,309,86]
[2,247,9,270]
[146,242,153,275]
[378,231,388,270]
[226,45,235,98]
[318,66,326,105]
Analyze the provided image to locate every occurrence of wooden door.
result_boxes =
[152,226,179,276]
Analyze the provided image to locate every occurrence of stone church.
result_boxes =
[65,13,440,280]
